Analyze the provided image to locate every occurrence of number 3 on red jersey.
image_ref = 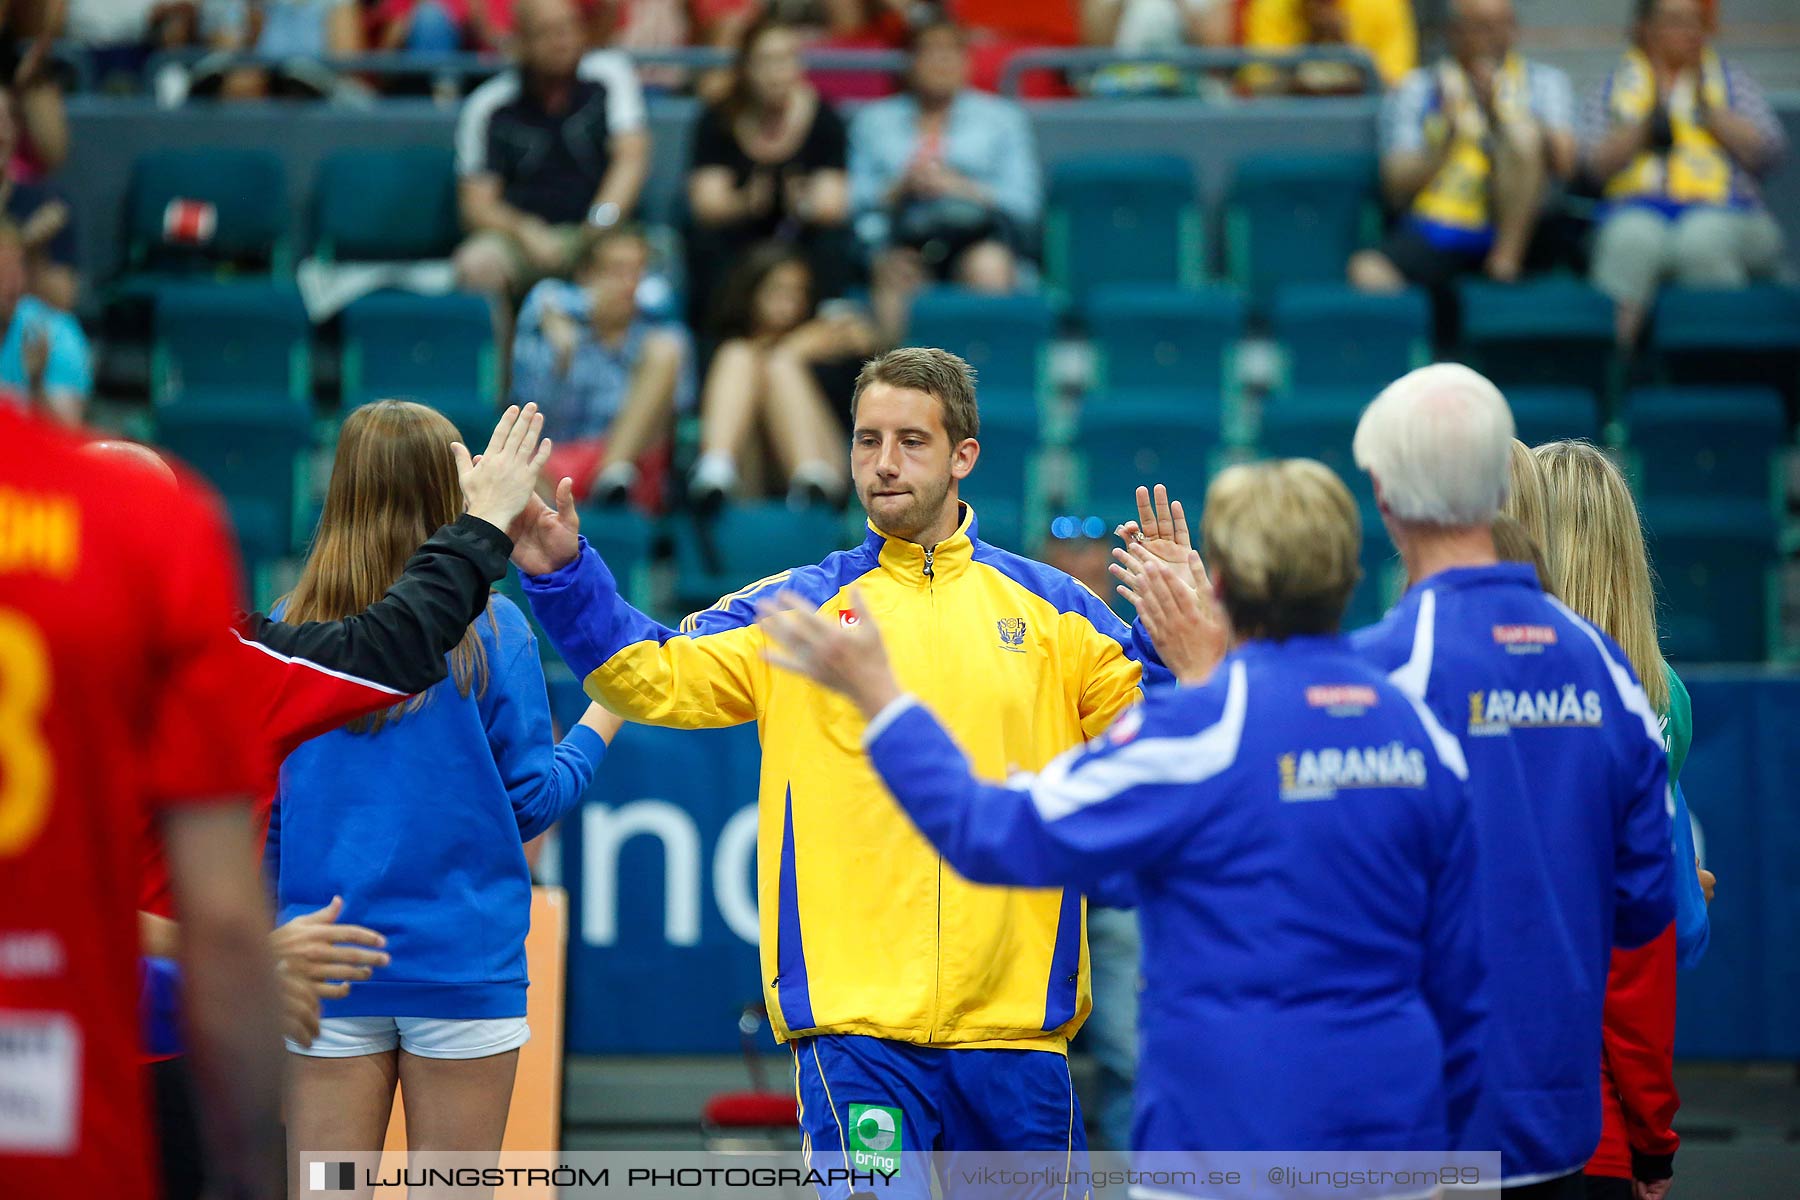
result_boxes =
[0,607,51,858]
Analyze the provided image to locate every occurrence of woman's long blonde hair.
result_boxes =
[285,400,491,732]
[1501,438,1557,595]
[1533,440,1670,715]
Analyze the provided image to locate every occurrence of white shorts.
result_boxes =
[286,1016,530,1060]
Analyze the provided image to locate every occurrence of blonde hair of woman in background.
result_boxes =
[1531,439,1669,716]
[1491,513,1555,598]
[1500,438,1558,596]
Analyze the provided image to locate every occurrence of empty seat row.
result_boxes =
[905,279,1800,419]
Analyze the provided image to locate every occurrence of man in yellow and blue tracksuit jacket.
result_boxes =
[518,348,1166,1195]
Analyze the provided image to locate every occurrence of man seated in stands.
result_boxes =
[509,226,690,508]
[452,0,649,313]
[1348,0,1574,292]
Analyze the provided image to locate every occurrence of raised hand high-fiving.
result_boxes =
[510,476,583,577]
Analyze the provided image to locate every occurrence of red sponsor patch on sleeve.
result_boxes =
[1306,685,1379,709]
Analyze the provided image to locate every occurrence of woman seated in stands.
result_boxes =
[686,12,855,327]
[848,12,1042,328]
[1583,0,1788,347]
[689,242,880,511]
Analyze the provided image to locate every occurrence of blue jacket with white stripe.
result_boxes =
[864,634,1487,1158]
[1350,564,1675,1185]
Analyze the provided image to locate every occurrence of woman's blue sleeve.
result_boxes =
[485,620,607,843]
[1671,781,1710,969]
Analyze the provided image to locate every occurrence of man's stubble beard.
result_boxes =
[859,472,956,543]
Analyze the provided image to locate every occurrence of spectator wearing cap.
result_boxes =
[1349,0,1576,293]
[453,0,650,311]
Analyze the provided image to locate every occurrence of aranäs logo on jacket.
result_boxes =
[1468,685,1603,736]
[1278,743,1427,801]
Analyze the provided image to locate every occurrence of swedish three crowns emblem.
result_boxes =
[997,617,1028,651]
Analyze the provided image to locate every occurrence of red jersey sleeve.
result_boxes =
[1592,926,1681,1180]
[141,476,261,811]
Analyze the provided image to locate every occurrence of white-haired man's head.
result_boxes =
[1352,363,1516,528]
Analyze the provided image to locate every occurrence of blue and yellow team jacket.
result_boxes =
[521,505,1162,1050]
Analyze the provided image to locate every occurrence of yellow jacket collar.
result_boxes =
[868,503,978,587]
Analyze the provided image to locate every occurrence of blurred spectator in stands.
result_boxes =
[0,0,68,174]
[948,0,1080,95]
[1583,0,1786,348]
[511,226,691,508]
[688,13,853,330]
[1241,0,1416,94]
[68,0,202,91]
[453,0,648,353]
[0,90,75,309]
[1079,0,1232,97]
[1348,0,1575,293]
[200,0,366,98]
[690,242,879,510]
[596,0,755,93]
[803,0,910,102]
[849,13,1041,314]
[366,0,471,53]
[0,223,88,423]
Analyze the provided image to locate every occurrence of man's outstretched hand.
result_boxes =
[510,475,582,576]
[454,403,553,533]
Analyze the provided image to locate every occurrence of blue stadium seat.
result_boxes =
[312,146,461,262]
[1505,386,1602,446]
[1224,153,1379,304]
[1642,499,1779,663]
[151,283,312,562]
[674,504,846,613]
[1457,279,1617,397]
[1270,284,1430,392]
[152,282,311,412]
[1088,283,1244,402]
[1653,285,1800,408]
[1257,388,1373,506]
[341,291,498,444]
[1076,398,1218,515]
[1626,387,1787,504]
[156,411,310,567]
[1044,154,1203,302]
[905,289,1055,399]
[125,147,289,275]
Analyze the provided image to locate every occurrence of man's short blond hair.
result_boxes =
[1202,459,1363,639]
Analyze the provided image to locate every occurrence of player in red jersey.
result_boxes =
[0,404,284,1200]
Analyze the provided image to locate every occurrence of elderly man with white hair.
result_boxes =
[1347,364,1676,1200]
